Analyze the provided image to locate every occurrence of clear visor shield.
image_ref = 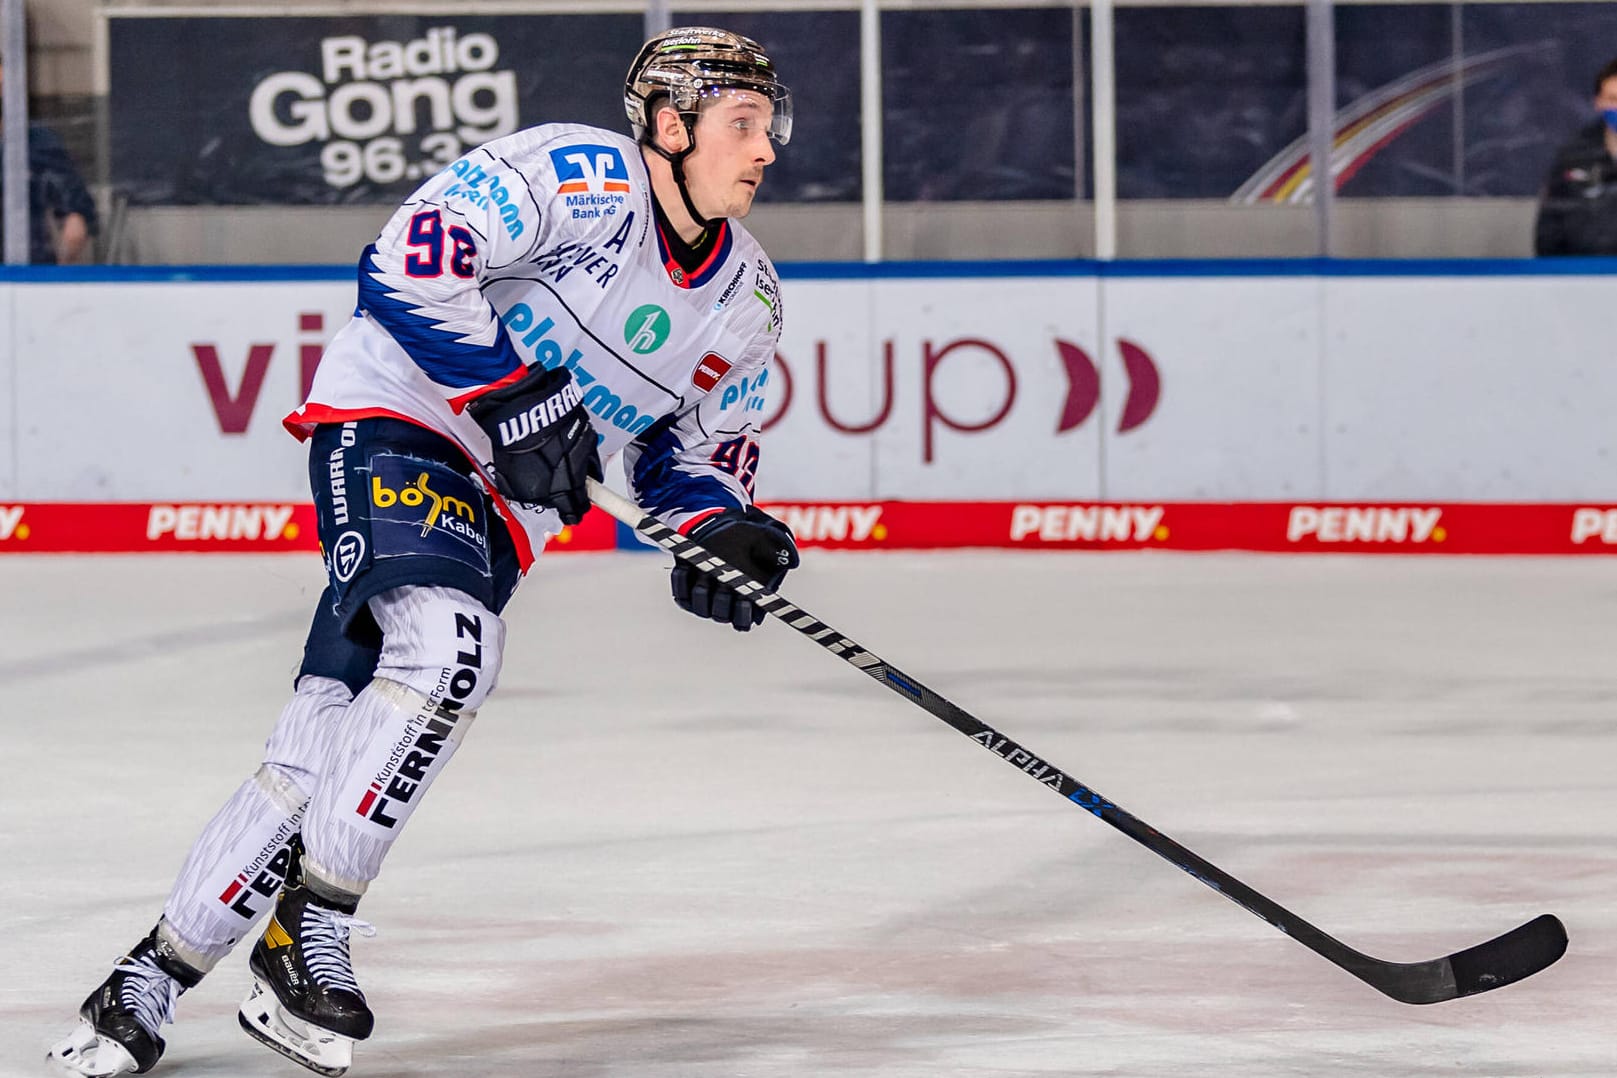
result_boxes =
[694,84,793,146]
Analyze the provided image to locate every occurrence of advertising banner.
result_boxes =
[0,501,616,554]
[107,13,640,205]
[5,267,1617,554]
[4,500,1617,555]
[764,277,1105,500]
[756,500,1617,555]
[1100,276,1320,499]
[11,283,348,499]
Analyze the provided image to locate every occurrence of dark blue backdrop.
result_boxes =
[106,6,1617,205]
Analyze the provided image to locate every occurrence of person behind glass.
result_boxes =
[0,61,99,264]
[1534,57,1617,256]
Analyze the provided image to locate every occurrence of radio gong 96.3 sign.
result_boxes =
[106,12,642,205]
[249,26,515,190]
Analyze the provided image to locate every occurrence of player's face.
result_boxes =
[685,90,778,220]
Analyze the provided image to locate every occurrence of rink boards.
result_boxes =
[4,499,1617,554]
[3,259,1617,555]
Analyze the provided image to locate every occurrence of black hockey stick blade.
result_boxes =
[1433,912,1567,1003]
[585,480,1569,1003]
[1345,911,1567,1005]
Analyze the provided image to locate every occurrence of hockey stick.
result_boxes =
[585,479,1567,1004]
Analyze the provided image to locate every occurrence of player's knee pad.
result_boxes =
[368,585,505,714]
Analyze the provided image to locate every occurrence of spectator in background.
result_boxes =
[1535,56,1617,256]
[0,60,98,264]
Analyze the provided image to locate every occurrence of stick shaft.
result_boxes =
[585,480,1563,1003]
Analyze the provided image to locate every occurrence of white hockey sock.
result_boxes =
[301,677,477,898]
[159,677,352,968]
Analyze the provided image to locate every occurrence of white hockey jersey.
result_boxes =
[285,123,783,570]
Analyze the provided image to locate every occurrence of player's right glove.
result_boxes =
[673,506,800,632]
[466,364,602,525]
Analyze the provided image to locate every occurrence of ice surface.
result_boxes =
[5,551,1613,1077]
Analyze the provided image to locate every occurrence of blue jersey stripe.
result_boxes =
[631,416,741,518]
[355,245,523,389]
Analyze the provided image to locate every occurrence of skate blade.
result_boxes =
[238,980,355,1077]
[45,1018,140,1077]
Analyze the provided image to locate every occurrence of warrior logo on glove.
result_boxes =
[466,364,603,525]
[492,380,584,447]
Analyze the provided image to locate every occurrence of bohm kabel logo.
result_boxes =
[372,472,477,539]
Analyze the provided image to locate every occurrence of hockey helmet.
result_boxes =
[624,26,793,146]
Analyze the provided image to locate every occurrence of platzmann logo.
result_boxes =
[501,303,659,436]
[249,25,519,190]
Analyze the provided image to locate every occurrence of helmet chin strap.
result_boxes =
[645,120,714,232]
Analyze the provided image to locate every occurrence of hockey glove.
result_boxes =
[466,364,602,525]
[673,506,800,632]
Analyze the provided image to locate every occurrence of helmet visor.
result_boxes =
[695,83,793,146]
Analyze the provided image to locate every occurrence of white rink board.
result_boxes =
[4,269,1617,501]
[867,278,1103,500]
[0,285,14,495]
[761,279,884,499]
[1101,276,1323,500]
[1322,276,1617,500]
[9,283,350,500]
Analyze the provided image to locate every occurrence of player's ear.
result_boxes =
[655,105,690,154]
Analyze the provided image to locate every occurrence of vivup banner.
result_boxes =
[105,11,641,205]
[8,268,1617,506]
[6,266,1617,554]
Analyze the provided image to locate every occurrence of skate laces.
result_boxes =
[114,953,182,1036]
[303,904,376,997]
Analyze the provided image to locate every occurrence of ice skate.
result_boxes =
[238,881,376,1076]
[47,930,202,1076]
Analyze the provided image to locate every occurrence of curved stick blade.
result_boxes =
[1446,913,1568,1000]
[1369,914,1567,1005]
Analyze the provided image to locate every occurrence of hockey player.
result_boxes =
[48,26,797,1078]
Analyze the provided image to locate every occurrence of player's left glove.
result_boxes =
[673,506,800,632]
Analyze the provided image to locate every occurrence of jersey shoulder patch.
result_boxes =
[726,228,784,338]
